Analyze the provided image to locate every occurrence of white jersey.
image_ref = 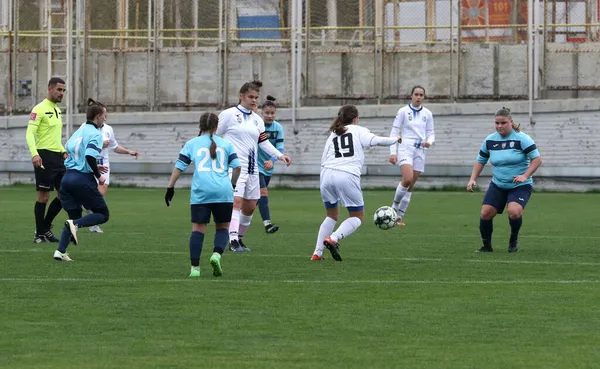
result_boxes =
[389,104,435,155]
[321,125,397,177]
[98,123,118,165]
[218,105,275,175]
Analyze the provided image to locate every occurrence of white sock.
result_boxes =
[263,220,271,226]
[398,192,413,220]
[392,184,409,210]
[331,217,362,243]
[229,209,241,241]
[238,213,253,237]
[314,217,337,256]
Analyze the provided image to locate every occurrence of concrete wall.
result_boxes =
[3,44,600,113]
[2,98,600,191]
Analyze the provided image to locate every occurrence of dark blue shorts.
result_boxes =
[191,203,233,224]
[59,170,107,212]
[483,182,532,214]
[259,173,271,189]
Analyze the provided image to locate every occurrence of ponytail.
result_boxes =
[199,112,220,159]
[330,105,359,135]
[209,133,217,160]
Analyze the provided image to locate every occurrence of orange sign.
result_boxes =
[461,0,529,41]
[488,0,511,25]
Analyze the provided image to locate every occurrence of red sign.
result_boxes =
[488,0,511,25]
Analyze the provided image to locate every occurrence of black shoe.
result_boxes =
[33,234,48,244]
[229,239,244,253]
[44,230,59,243]
[323,237,342,261]
[265,224,279,234]
[238,238,251,252]
[475,246,494,253]
[508,236,519,253]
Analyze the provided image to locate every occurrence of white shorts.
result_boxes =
[396,144,426,173]
[234,172,260,200]
[320,168,364,209]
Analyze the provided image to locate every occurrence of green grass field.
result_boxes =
[1,185,600,369]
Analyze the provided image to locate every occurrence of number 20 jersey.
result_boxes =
[176,135,241,204]
[321,125,379,177]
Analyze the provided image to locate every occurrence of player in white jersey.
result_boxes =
[388,86,435,225]
[217,80,292,252]
[312,105,402,262]
[85,99,139,233]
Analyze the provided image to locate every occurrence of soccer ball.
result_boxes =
[373,206,397,230]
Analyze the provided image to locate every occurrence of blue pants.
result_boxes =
[59,170,107,212]
[483,182,532,214]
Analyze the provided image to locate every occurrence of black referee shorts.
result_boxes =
[34,149,66,192]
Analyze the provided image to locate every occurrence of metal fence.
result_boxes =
[1,0,600,116]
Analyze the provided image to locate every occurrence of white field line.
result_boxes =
[3,249,600,266]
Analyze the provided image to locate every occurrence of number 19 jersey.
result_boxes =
[176,135,241,204]
[321,125,378,177]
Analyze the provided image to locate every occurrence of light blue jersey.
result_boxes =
[64,122,103,173]
[258,121,284,176]
[176,134,241,204]
[476,130,540,189]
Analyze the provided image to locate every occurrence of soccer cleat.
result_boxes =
[189,266,200,277]
[53,250,73,262]
[508,237,519,253]
[89,225,104,233]
[229,239,245,253]
[33,234,48,243]
[323,236,342,261]
[44,230,59,242]
[238,238,251,252]
[475,246,494,253]
[210,254,223,277]
[311,254,324,261]
[65,220,79,246]
[265,224,280,234]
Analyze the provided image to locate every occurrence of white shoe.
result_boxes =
[89,225,103,233]
[53,250,73,262]
[65,220,79,245]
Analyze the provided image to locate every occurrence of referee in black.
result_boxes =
[25,77,68,243]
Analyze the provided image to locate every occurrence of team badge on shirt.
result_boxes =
[502,142,506,148]
[407,112,412,121]
[422,116,426,122]
[30,113,37,120]
[509,141,514,148]
[236,114,242,123]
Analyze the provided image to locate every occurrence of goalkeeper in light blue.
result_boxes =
[165,113,241,277]
[467,107,542,253]
[257,95,285,234]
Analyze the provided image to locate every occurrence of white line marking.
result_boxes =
[0,278,598,284]
[0,249,442,262]
[3,249,600,266]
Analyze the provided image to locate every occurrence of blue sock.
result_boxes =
[190,231,204,266]
[57,224,71,253]
[74,213,106,228]
[479,218,493,246]
[258,196,270,223]
[509,216,522,237]
[213,229,228,254]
